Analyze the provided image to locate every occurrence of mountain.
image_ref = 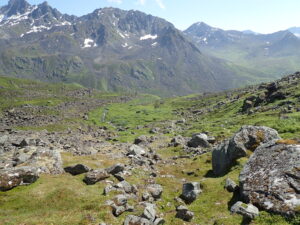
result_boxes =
[0,0,268,96]
[242,30,260,35]
[288,27,300,37]
[185,22,300,78]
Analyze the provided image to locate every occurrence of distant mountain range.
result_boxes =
[0,0,299,96]
[184,22,300,78]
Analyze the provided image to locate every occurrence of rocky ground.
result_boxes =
[0,74,300,224]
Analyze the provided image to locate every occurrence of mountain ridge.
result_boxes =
[0,0,270,96]
[184,22,300,78]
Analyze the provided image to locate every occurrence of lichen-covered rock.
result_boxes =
[24,148,64,174]
[83,169,110,185]
[239,142,300,216]
[212,126,280,176]
[230,201,259,219]
[64,164,90,175]
[0,166,39,191]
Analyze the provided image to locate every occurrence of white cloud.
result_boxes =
[108,0,123,4]
[137,0,165,9]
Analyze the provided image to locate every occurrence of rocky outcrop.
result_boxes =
[212,126,280,176]
[0,166,39,191]
[239,142,300,216]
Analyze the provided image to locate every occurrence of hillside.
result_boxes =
[185,22,300,78]
[0,0,269,96]
[0,72,300,224]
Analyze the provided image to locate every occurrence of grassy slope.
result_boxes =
[0,76,300,224]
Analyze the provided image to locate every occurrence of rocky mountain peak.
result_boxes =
[5,0,31,17]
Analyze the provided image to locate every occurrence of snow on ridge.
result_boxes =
[117,30,125,39]
[82,38,97,48]
[26,25,52,34]
[122,43,128,48]
[0,5,38,26]
[140,34,158,40]
[151,42,158,47]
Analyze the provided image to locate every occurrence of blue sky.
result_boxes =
[1,0,300,33]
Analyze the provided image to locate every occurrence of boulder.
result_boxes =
[147,184,163,200]
[175,205,194,222]
[180,182,202,204]
[106,163,125,175]
[187,133,210,148]
[0,166,39,191]
[124,215,152,225]
[224,178,238,192]
[111,195,134,217]
[64,164,90,175]
[83,169,110,185]
[212,126,280,176]
[142,203,156,222]
[230,201,259,219]
[239,142,300,216]
[128,145,146,156]
[24,148,64,174]
[115,181,138,194]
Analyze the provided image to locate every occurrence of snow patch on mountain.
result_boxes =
[82,39,97,48]
[0,5,37,26]
[26,25,51,34]
[140,34,158,40]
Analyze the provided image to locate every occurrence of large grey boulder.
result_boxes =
[0,166,39,191]
[64,164,90,175]
[212,126,280,176]
[83,169,110,185]
[239,142,300,216]
[180,182,202,204]
[230,201,259,219]
[187,133,210,148]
